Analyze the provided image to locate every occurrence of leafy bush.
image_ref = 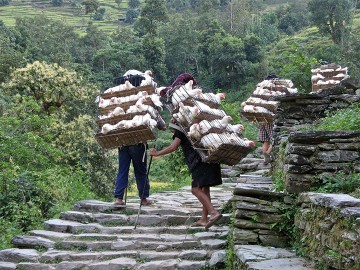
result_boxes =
[313,102,360,131]
[315,172,360,198]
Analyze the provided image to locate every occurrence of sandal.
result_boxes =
[205,213,223,230]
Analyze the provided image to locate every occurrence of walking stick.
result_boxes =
[134,154,153,229]
[124,185,128,205]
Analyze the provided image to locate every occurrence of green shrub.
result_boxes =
[313,102,360,131]
[314,172,360,198]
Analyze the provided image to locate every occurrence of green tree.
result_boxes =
[308,0,352,44]
[93,7,106,20]
[0,23,24,83]
[2,61,97,116]
[114,0,122,8]
[0,0,9,6]
[275,2,310,35]
[76,22,110,65]
[52,0,63,6]
[159,14,200,79]
[207,33,246,89]
[142,34,167,83]
[125,9,140,24]
[15,15,78,66]
[81,0,100,15]
[136,0,169,35]
[128,0,140,9]
[279,42,318,93]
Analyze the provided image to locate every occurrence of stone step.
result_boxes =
[55,211,230,228]
[43,219,230,234]
[234,245,315,270]
[13,234,227,252]
[9,258,210,270]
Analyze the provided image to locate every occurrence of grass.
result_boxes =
[0,0,129,34]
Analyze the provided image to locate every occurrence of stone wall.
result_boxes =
[272,78,360,147]
[295,192,360,270]
[231,184,290,248]
[270,78,360,193]
[284,130,360,193]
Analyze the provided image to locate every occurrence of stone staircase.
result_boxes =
[0,184,234,270]
[0,156,315,270]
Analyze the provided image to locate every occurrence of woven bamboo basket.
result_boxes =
[196,144,252,166]
[95,124,156,149]
[244,102,278,113]
[101,85,155,99]
[96,111,148,128]
[241,111,274,123]
[99,98,156,115]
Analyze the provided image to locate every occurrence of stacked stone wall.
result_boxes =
[284,130,360,193]
[295,193,360,270]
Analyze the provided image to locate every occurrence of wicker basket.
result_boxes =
[95,124,156,149]
[241,111,274,123]
[244,102,278,113]
[101,85,155,99]
[96,111,148,128]
[196,144,252,166]
[99,98,156,115]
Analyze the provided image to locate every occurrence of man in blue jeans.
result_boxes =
[114,143,152,206]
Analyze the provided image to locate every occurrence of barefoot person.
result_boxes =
[149,120,223,229]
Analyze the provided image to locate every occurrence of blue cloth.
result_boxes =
[114,143,149,199]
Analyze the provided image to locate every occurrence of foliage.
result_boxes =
[2,61,97,117]
[275,2,310,35]
[0,108,95,248]
[142,34,167,83]
[136,0,169,36]
[0,23,24,83]
[81,0,100,14]
[308,0,352,44]
[52,0,63,7]
[159,14,200,80]
[128,0,140,9]
[48,115,118,198]
[279,42,318,92]
[93,7,106,21]
[314,172,360,198]
[313,102,360,131]
[125,9,140,24]
[15,15,79,66]
[272,141,287,191]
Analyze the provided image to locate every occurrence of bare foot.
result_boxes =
[114,198,125,205]
[191,220,207,227]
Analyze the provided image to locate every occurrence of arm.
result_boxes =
[150,137,181,157]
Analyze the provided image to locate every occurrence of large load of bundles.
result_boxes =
[161,77,255,165]
[241,76,298,123]
[95,73,163,149]
[311,64,349,92]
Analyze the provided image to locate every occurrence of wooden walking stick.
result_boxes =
[134,155,153,229]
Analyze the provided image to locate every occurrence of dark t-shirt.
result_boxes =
[173,129,201,172]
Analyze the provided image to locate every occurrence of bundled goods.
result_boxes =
[311,64,349,91]
[162,78,255,165]
[95,73,163,149]
[241,77,298,123]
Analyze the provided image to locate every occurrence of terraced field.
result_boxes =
[0,0,130,33]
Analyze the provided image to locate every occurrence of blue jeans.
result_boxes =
[114,143,149,199]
